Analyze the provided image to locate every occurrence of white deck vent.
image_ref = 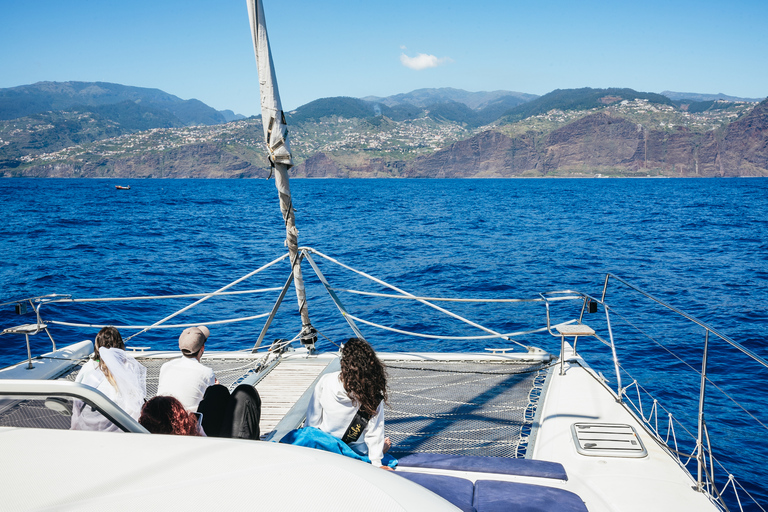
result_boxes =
[571,423,648,458]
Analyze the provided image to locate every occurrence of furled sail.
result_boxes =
[247,0,315,346]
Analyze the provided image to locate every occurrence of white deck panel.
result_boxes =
[530,344,719,512]
[256,357,332,435]
[0,427,457,511]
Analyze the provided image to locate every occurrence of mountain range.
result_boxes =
[0,81,244,126]
[0,81,766,178]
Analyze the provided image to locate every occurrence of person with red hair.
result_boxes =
[139,395,203,436]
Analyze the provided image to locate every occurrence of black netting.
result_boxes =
[64,356,266,397]
[384,360,551,458]
[0,398,75,430]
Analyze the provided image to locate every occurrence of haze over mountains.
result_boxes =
[0,81,245,126]
[0,81,766,178]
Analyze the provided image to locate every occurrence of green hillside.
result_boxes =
[287,97,379,123]
[363,87,537,109]
[500,88,675,124]
[288,95,528,128]
[0,81,227,126]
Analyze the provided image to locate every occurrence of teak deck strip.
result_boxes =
[255,359,331,434]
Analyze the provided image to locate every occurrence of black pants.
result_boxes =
[197,384,261,440]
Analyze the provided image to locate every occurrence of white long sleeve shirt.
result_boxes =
[305,371,385,466]
[157,356,216,412]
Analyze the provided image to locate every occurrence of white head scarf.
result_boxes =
[98,347,147,419]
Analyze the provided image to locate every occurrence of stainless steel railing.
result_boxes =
[584,273,768,510]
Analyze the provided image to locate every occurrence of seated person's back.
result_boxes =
[72,326,147,431]
[305,337,389,467]
[155,325,261,440]
[157,326,215,412]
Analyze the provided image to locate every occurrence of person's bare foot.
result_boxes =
[383,437,391,454]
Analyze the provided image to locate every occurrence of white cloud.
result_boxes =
[400,53,452,71]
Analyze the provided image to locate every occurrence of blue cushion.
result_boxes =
[473,480,588,512]
[396,472,476,512]
[397,453,568,481]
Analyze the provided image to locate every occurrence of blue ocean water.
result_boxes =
[1,177,766,508]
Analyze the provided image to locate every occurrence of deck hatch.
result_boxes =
[571,423,647,458]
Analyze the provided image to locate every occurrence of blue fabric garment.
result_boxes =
[280,427,398,468]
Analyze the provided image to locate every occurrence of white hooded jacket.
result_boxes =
[305,371,385,466]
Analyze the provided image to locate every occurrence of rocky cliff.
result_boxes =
[383,99,768,178]
[6,98,767,179]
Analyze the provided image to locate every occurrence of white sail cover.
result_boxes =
[247,0,292,167]
[247,0,312,335]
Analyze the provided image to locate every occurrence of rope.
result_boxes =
[271,335,299,352]
[608,359,765,510]
[304,248,527,348]
[617,361,699,441]
[210,357,269,376]
[730,478,766,512]
[125,253,289,341]
[332,288,580,303]
[48,288,283,303]
[48,312,270,331]
[346,313,573,341]
[254,331,302,353]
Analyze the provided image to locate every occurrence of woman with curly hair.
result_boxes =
[139,396,202,436]
[304,337,391,468]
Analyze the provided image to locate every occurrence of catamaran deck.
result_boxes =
[1,349,553,457]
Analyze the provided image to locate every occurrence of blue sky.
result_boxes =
[2,0,766,116]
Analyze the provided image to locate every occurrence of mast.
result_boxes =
[247,0,316,348]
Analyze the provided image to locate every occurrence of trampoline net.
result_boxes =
[64,356,266,397]
[0,397,78,430]
[0,356,267,431]
[384,360,551,458]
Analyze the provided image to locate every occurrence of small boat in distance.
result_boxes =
[115,185,131,190]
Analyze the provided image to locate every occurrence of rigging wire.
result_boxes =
[124,253,289,342]
[609,307,768,433]
[315,328,342,349]
[345,313,574,343]
[332,288,578,303]
[47,312,271,331]
[45,288,283,303]
[608,358,761,510]
[304,248,526,348]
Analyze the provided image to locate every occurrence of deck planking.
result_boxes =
[255,359,331,435]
